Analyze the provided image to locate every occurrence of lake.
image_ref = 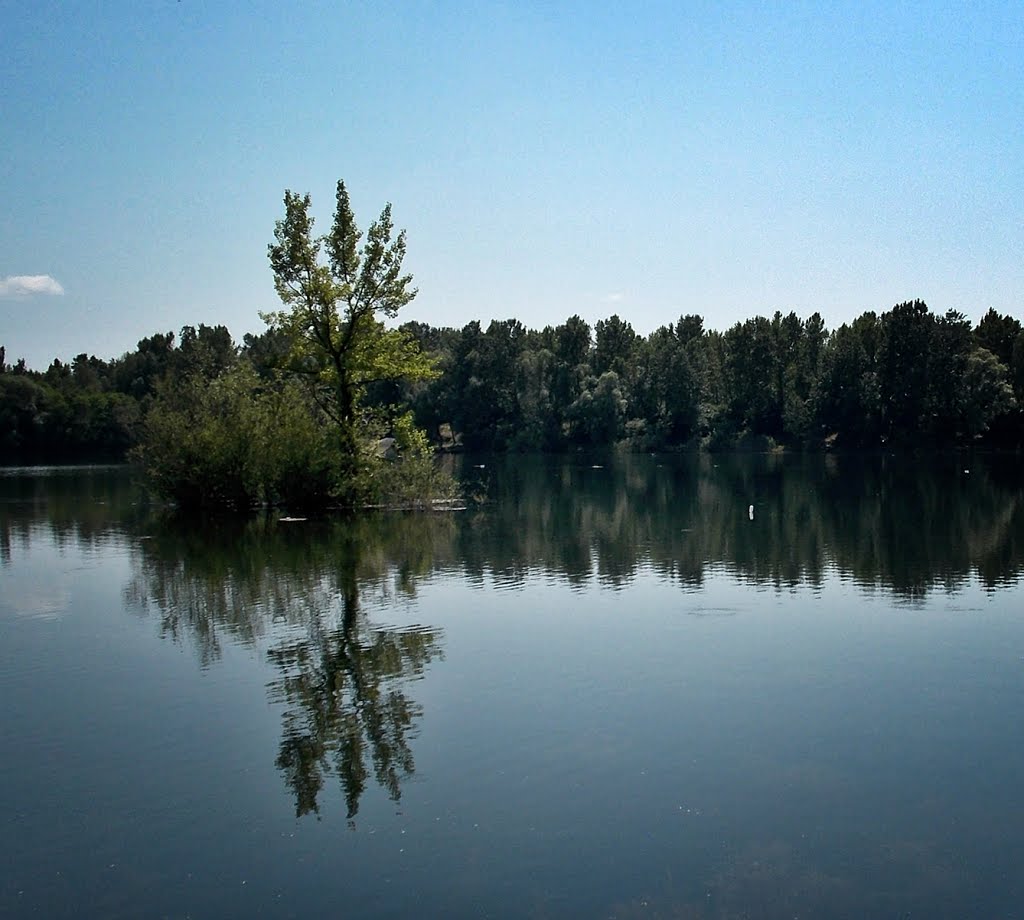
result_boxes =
[2,453,1023,919]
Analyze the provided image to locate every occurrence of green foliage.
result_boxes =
[424,319,532,451]
[136,363,335,510]
[264,181,442,500]
[962,347,1016,437]
[631,324,700,447]
[513,347,560,450]
[593,314,637,378]
[133,182,458,510]
[974,308,1021,367]
[0,371,141,462]
[5,295,1024,465]
[0,375,52,459]
[353,410,460,508]
[567,371,628,445]
[723,316,779,437]
[1014,332,1024,400]
[138,366,253,508]
[217,181,456,507]
[111,331,176,400]
[398,301,1024,452]
[878,300,933,440]
[173,324,237,381]
[813,317,881,445]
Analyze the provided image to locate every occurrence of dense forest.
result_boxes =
[2,300,1023,465]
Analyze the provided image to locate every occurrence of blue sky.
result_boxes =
[2,0,1022,368]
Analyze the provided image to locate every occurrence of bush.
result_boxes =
[137,367,458,511]
[137,364,336,510]
[354,410,460,509]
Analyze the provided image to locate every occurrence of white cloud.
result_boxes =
[0,274,65,297]
[601,292,624,303]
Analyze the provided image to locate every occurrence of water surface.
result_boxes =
[2,454,1023,918]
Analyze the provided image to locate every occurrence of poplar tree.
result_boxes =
[265,181,436,486]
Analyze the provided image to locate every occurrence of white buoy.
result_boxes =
[748,504,754,520]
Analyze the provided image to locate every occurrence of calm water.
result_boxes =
[2,454,1024,919]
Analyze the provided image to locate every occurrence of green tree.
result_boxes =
[770,311,803,439]
[568,370,628,445]
[974,308,1021,368]
[0,375,51,460]
[722,316,778,438]
[550,315,592,411]
[814,317,881,445]
[515,346,560,449]
[1014,331,1024,401]
[962,347,1016,438]
[434,319,526,450]
[925,309,972,441]
[265,181,436,493]
[878,300,933,441]
[137,363,334,510]
[788,311,827,440]
[476,319,528,448]
[173,324,237,381]
[593,315,637,378]
[111,331,176,400]
[632,324,700,446]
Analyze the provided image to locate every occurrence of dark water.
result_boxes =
[2,454,1024,919]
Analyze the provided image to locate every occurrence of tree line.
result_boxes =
[397,301,1023,451]
[3,299,1022,466]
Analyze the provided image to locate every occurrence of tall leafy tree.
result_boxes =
[723,316,777,437]
[633,324,700,445]
[771,311,804,439]
[265,181,435,485]
[814,317,881,445]
[593,314,638,378]
[111,331,176,400]
[567,371,628,445]
[515,345,559,449]
[878,300,933,441]
[789,312,827,439]
[173,324,237,382]
[441,319,528,450]
[962,347,1016,438]
[927,309,972,440]
[974,308,1021,368]
[974,309,1024,442]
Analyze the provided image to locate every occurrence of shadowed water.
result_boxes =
[1,454,1023,918]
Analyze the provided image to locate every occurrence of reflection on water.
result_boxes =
[5,453,1024,826]
[0,465,151,565]
[2,455,1024,918]
[124,514,448,821]
[454,451,1024,596]
[5,453,1024,599]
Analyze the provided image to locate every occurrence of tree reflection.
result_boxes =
[0,465,150,565]
[6,457,1024,818]
[8,459,1023,834]
[6,454,1024,610]
[126,512,448,820]
[456,451,1024,599]
[268,559,441,821]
